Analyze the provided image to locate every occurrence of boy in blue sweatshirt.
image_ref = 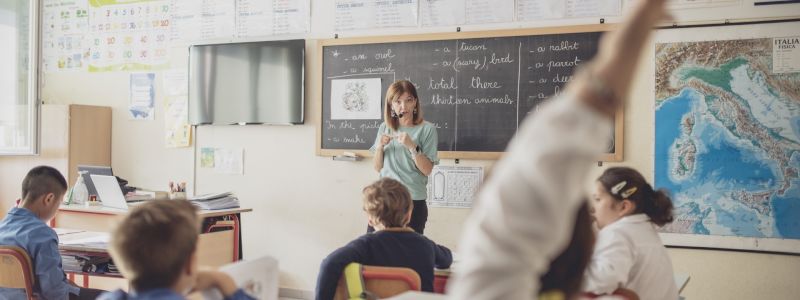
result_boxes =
[0,165,105,299]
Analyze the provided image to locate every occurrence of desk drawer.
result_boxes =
[54,210,124,231]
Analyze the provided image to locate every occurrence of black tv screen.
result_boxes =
[189,39,305,125]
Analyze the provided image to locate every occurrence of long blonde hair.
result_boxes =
[384,80,423,131]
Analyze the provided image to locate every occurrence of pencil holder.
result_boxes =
[169,192,186,200]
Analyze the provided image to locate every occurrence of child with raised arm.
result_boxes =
[449,0,671,298]
[0,166,105,300]
[98,200,254,300]
[583,167,679,299]
[315,178,452,299]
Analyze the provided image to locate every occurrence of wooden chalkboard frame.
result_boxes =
[316,24,623,162]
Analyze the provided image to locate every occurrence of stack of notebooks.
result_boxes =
[62,254,111,274]
[189,192,240,210]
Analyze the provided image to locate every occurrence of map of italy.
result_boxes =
[655,38,800,239]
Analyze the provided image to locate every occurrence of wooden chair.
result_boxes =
[0,245,36,300]
[334,263,421,300]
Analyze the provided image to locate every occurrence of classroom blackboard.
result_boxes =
[317,25,623,161]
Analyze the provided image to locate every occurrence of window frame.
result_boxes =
[0,0,39,155]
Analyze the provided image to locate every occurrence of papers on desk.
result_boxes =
[62,254,112,274]
[61,232,110,248]
[54,228,85,235]
[59,231,116,275]
[190,192,240,210]
[202,256,279,300]
[190,192,233,201]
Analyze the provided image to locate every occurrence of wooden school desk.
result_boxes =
[53,205,252,286]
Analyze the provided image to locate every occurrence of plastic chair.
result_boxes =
[334,263,421,300]
[0,245,36,300]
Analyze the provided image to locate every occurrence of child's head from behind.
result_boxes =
[20,165,68,221]
[362,178,413,229]
[594,167,674,229]
[109,200,199,292]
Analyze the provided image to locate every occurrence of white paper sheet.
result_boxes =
[420,0,465,27]
[465,0,513,25]
[516,0,565,20]
[334,0,418,31]
[165,95,191,148]
[330,78,383,120]
[773,36,800,74]
[236,0,274,37]
[129,73,156,120]
[170,0,203,43]
[518,0,621,21]
[161,69,188,96]
[201,0,236,40]
[566,0,621,18]
[54,228,85,236]
[42,0,89,72]
[234,0,311,37]
[272,0,310,35]
[214,148,244,175]
[201,256,279,300]
[426,166,484,208]
[60,232,110,246]
[636,0,737,10]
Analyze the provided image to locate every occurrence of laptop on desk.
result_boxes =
[91,174,130,210]
[78,165,114,197]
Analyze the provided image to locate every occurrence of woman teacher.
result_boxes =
[370,80,439,234]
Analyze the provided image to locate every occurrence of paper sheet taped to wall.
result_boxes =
[426,165,484,208]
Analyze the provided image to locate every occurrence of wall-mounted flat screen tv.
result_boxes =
[189,39,305,125]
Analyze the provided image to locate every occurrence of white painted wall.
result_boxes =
[1,1,798,298]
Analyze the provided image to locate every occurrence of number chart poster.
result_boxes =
[88,0,171,72]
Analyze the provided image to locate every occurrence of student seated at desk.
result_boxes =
[98,200,254,300]
[583,167,679,300]
[315,178,452,300]
[0,166,106,300]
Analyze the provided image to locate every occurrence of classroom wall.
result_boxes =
[1,1,798,299]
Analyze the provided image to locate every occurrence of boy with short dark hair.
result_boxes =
[0,165,104,299]
[98,199,254,299]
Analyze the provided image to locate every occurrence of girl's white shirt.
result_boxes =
[584,213,679,300]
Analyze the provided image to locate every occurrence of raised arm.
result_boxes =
[448,1,668,299]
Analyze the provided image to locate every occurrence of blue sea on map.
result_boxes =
[656,72,800,239]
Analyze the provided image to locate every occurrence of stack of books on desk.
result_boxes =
[62,254,111,274]
[189,192,240,210]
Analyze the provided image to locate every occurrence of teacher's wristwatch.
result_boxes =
[410,145,422,157]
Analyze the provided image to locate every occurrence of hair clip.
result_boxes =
[610,181,627,195]
[620,187,638,198]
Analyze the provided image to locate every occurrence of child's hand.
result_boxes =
[193,271,238,297]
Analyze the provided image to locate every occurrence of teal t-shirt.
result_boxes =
[370,121,440,200]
